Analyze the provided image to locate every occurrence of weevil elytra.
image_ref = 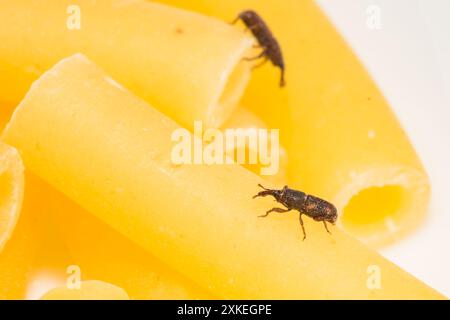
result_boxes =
[253,184,338,240]
[232,10,286,87]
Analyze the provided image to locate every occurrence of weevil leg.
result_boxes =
[299,214,307,241]
[323,221,331,235]
[252,57,269,70]
[258,207,290,218]
[243,50,266,61]
[230,16,240,25]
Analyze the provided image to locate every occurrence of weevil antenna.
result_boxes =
[257,184,269,190]
[280,69,286,87]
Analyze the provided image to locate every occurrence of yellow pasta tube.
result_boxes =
[0,0,254,129]
[3,54,443,299]
[0,101,16,131]
[0,142,24,251]
[0,216,33,299]
[49,184,212,300]
[158,0,431,247]
[20,176,73,301]
[40,280,129,300]
[0,142,26,299]
[221,107,288,185]
[283,1,429,247]
[3,85,207,299]
[0,173,70,300]
[155,1,291,147]
[1,172,204,299]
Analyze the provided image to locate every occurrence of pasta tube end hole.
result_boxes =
[341,185,405,237]
[209,62,251,127]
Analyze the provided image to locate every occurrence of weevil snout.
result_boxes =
[232,9,256,25]
[252,184,284,201]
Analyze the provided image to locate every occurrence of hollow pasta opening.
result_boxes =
[209,61,252,128]
[341,185,406,240]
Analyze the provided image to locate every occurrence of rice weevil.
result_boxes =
[232,10,286,87]
[253,184,338,240]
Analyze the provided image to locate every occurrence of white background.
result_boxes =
[317,0,450,297]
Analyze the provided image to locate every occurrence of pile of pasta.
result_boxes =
[0,0,444,299]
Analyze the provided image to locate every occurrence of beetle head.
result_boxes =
[239,10,258,25]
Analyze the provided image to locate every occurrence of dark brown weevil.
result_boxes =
[232,10,286,87]
[253,184,338,240]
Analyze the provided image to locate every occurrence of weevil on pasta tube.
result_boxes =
[232,10,286,87]
[253,184,338,240]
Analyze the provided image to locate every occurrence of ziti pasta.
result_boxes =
[0,0,254,129]
[50,187,212,300]
[159,0,431,247]
[0,142,25,299]
[0,142,24,252]
[3,54,442,299]
[40,280,130,300]
[221,107,288,185]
